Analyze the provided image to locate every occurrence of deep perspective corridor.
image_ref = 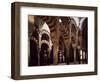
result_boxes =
[28,15,88,66]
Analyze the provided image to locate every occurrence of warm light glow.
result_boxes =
[28,15,34,24]
[59,19,62,23]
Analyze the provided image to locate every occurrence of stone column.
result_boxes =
[69,23,72,43]
[66,46,69,64]
[38,33,41,66]
[74,28,79,63]
[53,40,59,65]
[80,50,83,64]
[73,46,77,63]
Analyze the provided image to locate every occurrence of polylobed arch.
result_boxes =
[40,40,50,50]
[40,29,50,39]
[41,33,50,41]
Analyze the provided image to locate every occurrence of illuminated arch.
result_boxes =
[79,18,87,30]
[40,29,50,39]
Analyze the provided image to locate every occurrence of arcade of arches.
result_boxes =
[28,15,88,66]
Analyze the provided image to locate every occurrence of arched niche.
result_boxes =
[40,43,50,65]
[81,18,88,51]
